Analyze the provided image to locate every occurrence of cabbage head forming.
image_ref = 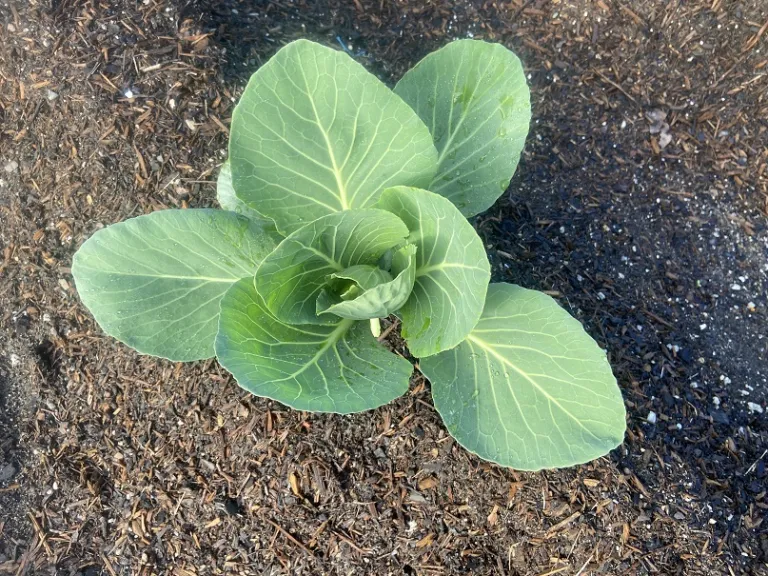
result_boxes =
[72,39,626,470]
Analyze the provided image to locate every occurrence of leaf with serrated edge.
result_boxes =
[216,277,413,413]
[216,161,278,231]
[420,283,626,470]
[255,209,408,325]
[72,209,277,361]
[230,39,438,235]
[395,39,531,217]
[318,244,417,320]
[376,187,490,357]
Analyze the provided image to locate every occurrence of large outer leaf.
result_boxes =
[376,187,490,357]
[72,209,277,361]
[216,161,277,232]
[230,39,438,235]
[394,40,531,217]
[216,277,413,413]
[255,209,408,325]
[420,283,626,470]
[317,244,417,320]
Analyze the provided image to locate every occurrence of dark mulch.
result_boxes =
[1,0,767,574]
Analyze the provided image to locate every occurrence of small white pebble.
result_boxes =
[731,284,742,291]
[713,396,721,407]
[747,402,764,414]
[699,323,707,330]
[646,411,657,424]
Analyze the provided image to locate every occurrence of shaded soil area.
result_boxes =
[1,0,767,575]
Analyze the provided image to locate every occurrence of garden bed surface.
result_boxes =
[1,0,767,574]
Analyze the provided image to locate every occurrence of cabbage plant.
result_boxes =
[72,39,626,470]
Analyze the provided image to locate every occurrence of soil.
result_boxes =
[1,0,767,575]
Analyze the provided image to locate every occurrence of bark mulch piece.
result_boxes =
[1,0,766,574]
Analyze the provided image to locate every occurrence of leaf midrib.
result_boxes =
[297,55,349,210]
[282,318,355,381]
[76,267,237,283]
[433,50,498,167]
[415,262,486,277]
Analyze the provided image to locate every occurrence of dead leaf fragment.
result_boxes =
[416,533,434,548]
[621,523,631,545]
[418,476,437,490]
[487,504,499,526]
[508,481,525,503]
[289,472,301,497]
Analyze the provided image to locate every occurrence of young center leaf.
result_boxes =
[216,161,278,231]
[394,40,531,217]
[215,277,413,413]
[230,39,438,235]
[72,209,278,361]
[317,244,417,320]
[376,187,490,357]
[419,283,627,470]
[255,209,409,325]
